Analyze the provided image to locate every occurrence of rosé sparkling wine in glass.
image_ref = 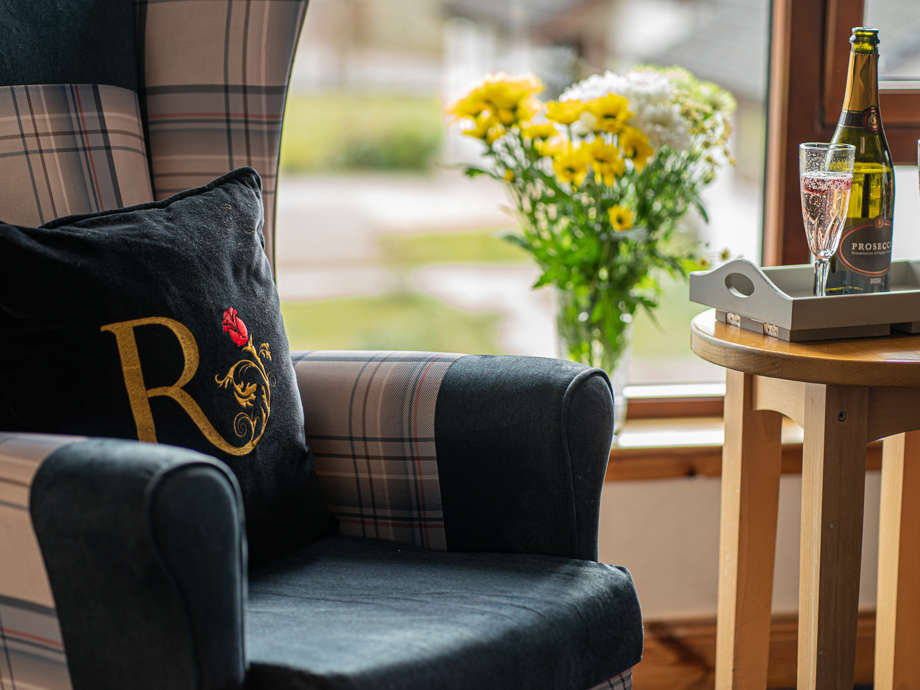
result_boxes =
[799,142,855,296]
[800,171,852,258]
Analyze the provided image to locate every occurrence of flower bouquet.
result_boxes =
[447,68,735,429]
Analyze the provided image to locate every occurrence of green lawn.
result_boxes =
[282,292,502,353]
[280,92,443,173]
[379,229,530,266]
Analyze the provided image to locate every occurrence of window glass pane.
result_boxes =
[891,165,920,260]
[277,0,770,386]
[864,0,920,82]
[610,0,769,383]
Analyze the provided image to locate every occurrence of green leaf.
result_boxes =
[463,167,489,179]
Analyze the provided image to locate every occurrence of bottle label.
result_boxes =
[837,217,892,275]
[839,106,881,133]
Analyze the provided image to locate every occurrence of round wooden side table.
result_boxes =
[691,309,920,690]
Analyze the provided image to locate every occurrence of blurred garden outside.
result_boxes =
[274,0,771,385]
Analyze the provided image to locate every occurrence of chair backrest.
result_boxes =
[138,0,307,264]
[0,0,308,267]
[0,5,307,686]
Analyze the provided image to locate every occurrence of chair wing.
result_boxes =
[0,84,153,226]
[137,0,309,265]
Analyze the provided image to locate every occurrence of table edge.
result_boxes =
[690,310,920,387]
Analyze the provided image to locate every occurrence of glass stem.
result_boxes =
[814,258,830,297]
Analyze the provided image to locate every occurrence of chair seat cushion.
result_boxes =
[245,536,642,690]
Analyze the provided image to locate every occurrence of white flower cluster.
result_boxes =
[560,70,693,153]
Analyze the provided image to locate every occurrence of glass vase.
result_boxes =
[555,290,632,438]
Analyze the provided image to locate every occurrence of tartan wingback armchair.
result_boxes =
[0,2,642,689]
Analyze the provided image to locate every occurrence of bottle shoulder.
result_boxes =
[831,127,893,165]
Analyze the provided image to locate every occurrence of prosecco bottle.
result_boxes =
[827,27,894,294]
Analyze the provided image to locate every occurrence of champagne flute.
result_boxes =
[799,142,855,296]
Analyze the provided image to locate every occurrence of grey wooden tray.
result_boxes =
[689,259,920,341]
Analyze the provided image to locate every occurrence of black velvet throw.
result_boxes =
[0,167,330,561]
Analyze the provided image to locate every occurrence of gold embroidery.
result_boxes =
[214,335,272,452]
[101,316,272,456]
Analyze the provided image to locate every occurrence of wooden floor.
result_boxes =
[633,612,876,689]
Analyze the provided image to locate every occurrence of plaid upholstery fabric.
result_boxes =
[292,351,462,550]
[0,596,71,690]
[0,432,83,690]
[0,84,152,226]
[587,667,632,690]
[137,0,308,265]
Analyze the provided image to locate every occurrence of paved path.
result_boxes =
[274,170,559,357]
[274,170,508,269]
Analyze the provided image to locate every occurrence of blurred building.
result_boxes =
[291,0,443,92]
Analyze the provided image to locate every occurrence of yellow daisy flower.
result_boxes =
[448,73,544,128]
[479,74,543,110]
[552,145,590,187]
[461,112,492,139]
[485,124,506,144]
[618,126,654,170]
[608,205,635,232]
[515,96,542,124]
[522,122,558,142]
[495,108,516,125]
[546,100,585,126]
[461,112,504,144]
[586,94,632,134]
[446,92,488,121]
[535,136,567,158]
[586,139,625,186]
[503,169,515,182]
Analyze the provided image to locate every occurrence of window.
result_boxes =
[764,0,920,266]
[277,0,771,399]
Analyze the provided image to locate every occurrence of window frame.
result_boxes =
[763,0,920,266]
[637,0,920,419]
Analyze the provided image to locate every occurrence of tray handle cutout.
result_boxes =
[724,272,755,298]
[690,259,794,327]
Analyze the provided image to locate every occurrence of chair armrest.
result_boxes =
[292,352,613,560]
[28,436,246,690]
[434,354,613,561]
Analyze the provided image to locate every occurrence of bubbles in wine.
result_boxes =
[800,171,852,259]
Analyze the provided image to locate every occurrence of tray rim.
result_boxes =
[689,258,920,335]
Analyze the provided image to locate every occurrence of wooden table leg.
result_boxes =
[798,383,868,690]
[715,370,783,689]
[875,430,920,689]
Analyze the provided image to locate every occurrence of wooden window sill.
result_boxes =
[624,383,724,420]
[607,416,882,482]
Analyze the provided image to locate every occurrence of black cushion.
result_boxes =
[0,167,330,561]
[245,536,643,690]
[0,0,138,90]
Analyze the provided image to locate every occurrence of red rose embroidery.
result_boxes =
[222,307,249,346]
[216,308,273,452]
